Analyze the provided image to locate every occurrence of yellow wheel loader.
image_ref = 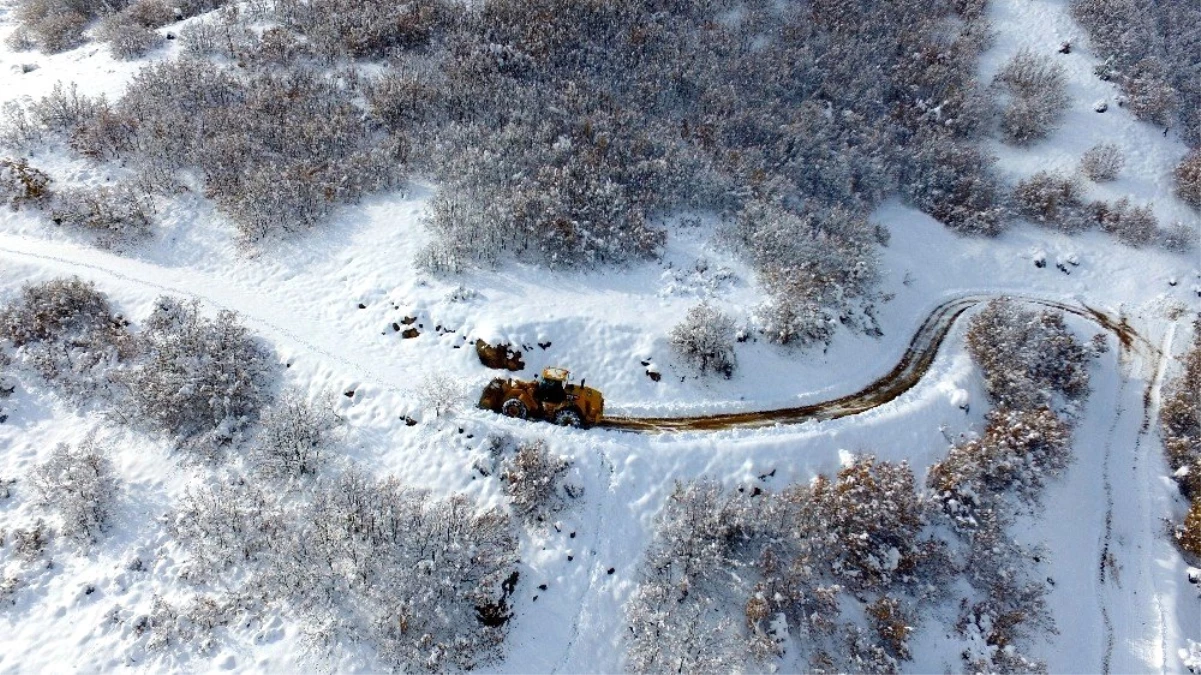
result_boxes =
[478,367,604,428]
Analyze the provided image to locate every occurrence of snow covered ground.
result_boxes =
[0,0,1199,672]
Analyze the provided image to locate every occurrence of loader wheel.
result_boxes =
[554,409,583,428]
[501,398,528,420]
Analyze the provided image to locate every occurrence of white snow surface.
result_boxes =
[0,0,1199,672]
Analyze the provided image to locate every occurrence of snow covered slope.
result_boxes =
[0,0,1199,673]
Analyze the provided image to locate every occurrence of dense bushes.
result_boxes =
[0,278,134,399]
[251,394,341,480]
[1011,171,1086,231]
[929,408,1072,528]
[669,304,737,377]
[7,0,100,53]
[1088,197,1158,246]
[0,158,52,210]
[626,457,946,673]
[165,469,519,670]
[994,50,1070,145]
[499,441,573,525]
[731,201,881,347]
[28,440,118,543]
[120,297,275,453]
[965,300,1095,411]
[1177,151,1201,209]
[1009,171,1163,246]
[49,184,154,245]
[1161,321,1201,515]
[12,62,403,243]
[1080,143,1125,182]
[1071,0,1201,145]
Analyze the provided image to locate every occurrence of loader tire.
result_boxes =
[554,408,583,428]
[501,398,528,420]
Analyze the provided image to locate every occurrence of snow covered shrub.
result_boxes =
[274,0,442,60]
[9,0,98,53]
[10,520,52,560]
[965,300,1094,410]
[1179,500,1201,558]
[500,440,572,525]
[994,50,1069,145]
[167,479,286,579]
[929,408,1072,528]
[274,470,520,672]
[415,369,468,418]
[625,480,755,674]
[0,158,52,210]
[49,184,154,245]
[28,82,105,136]
[1087,197,1158,247]
[1011,171,1085,231]
[733,201,880,347]
[165,468,521,669]
[802,457,934,592]
[628,458,943,674]
[252,394,341,481]
[0,277,134,399]
[670,304,737,378]
[1159,221,1199,253]
[121,297,276,453]
[97,15,163,59]
[1079,143,1124,182]
[1176,151,1201,210]
[1071,0,1200,144]
[900,137,1007,236]
[28,440,118,544]
[1161,321,1201,498]
[105,62,404,241]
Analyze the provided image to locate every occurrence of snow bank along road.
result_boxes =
[0,233,1153,434]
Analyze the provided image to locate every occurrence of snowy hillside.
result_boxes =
[0,0,1199,673]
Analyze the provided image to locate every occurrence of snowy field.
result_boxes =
[1,0,1199,672]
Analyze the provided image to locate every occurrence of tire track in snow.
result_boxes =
[551,449,617,674]
[0,236,409,398]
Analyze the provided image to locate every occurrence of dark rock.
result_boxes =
[344,389,355,398]
[402,327,420,339]
[400,316,417,325]
[392,322,401,331]
[357,303,367,309]
[646,370,661,382]
[607,568,615,575]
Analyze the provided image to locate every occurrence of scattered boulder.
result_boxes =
[475,339,525,371]
[402,327,420,339]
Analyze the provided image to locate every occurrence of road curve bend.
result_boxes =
[600,295,1143,433]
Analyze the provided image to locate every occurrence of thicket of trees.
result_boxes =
[993,50,1069,145]
[156,468,520,670]
[1,0,1011,345]
[0,279,278,456]
[1161,321,1201,555]
[626,449,1062,674]
[0,277,134,401]
[626,458,946,674]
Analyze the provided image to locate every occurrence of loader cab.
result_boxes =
[536,367,569,404]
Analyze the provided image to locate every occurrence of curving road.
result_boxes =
[601,295,1146,433]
